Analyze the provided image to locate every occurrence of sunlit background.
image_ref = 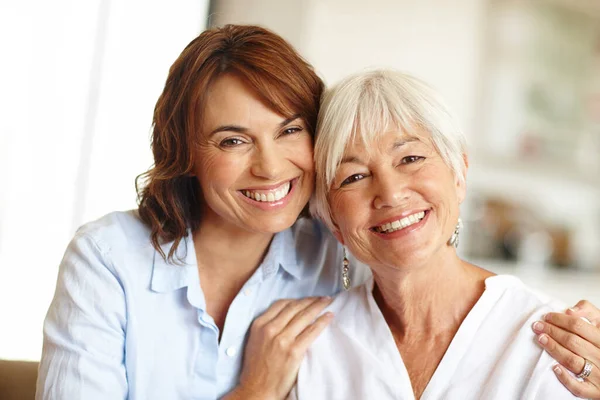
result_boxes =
[1,0,599,363]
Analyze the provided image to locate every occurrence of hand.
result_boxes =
[532,300,600,398]
[227,296,334,400]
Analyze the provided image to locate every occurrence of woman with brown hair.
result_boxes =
[35,24,600,400]
[35,24,368,400]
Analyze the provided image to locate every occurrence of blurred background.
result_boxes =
[0,0,599,363]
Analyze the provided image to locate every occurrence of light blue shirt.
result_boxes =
[36,211,370,400]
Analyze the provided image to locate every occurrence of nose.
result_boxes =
[250,142,285,180]
[372,170,409,209]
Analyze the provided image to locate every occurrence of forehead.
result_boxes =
[204,75,274,117]
[345,125,431,156]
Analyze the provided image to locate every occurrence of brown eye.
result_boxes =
[282,127,303,136]
[341,174,365,186]
[401,155,424,164]
[220,138,245,147]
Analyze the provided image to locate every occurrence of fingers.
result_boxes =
[533,318,600,371]
[255,299,294,322]
[542,312,600,357]
[567,300,600,328]
[294,312,334,351]
[533,322,600,395]
[533,323,587,374]
[282,297,333,337]
[251,297,333,342]
[552,364,599,399]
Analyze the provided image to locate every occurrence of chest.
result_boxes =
[396,335,454,399]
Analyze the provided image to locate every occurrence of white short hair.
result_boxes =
[311,69,468,231]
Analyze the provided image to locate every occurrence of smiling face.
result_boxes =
[193,73,315,235]
[328,128,466,271]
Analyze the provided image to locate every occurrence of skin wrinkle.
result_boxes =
[327,126,491,398]
[191,73,315,335]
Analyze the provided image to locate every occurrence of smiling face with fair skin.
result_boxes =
[328,127,466,273]
[193,73,315,237]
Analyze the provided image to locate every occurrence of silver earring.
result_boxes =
[448,218,462,248]
[342,247,351,291]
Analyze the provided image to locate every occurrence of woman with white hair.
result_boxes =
[288,69,599,399]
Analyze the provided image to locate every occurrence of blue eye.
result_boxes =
[341,174,365,186]
[401,155,424,164]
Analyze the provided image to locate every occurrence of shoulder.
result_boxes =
[326,282,371,319]
[75,210,151,250]
[485,275,566,313]
[317,283,374,344]
[290,217,337,250]
[289,218,371,289]
[65,210,155,278]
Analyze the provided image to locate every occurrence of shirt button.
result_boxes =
[226,346,237,357]
[243,288,252,296]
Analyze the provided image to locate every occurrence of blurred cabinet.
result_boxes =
[479,0,600,175]
[468,0,600,271]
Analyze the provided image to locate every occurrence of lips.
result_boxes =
[239,179,296,203]
[241,181,291,203]
[372,210,427,234]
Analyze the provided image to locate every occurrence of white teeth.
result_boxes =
[242,181,292,203]
[274,190,284,201]
[375,211,426,234]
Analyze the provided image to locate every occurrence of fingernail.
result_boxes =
[570,306,580,312]
[538,334,549,345]
[543,313,551,321]
[532,321,544,332]
[325,312,334,318]
[553,365,562,375]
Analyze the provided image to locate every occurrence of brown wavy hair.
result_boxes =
[136,24,325,263]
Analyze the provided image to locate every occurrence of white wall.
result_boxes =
[0,0,209,361]
[211,0,487,140]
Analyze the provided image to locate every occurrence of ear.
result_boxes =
[456,153,469,204]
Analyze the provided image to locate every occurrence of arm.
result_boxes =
[222,297,334,400]
[36,233,127,400]
[532,300,600,398]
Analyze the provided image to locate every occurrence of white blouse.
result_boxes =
[289,275,577,400]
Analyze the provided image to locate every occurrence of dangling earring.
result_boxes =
[448,217,462,248]
[342,247,351,291]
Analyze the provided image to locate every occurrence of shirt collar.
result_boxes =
[261,227,301,280]
[150,231,199,293]
[150,226,302,295]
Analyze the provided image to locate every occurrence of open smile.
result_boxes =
[240,179,293,203]
[238,178,298,209]
[371,210,429,234]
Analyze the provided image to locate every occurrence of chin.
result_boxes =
[254,215,298,234]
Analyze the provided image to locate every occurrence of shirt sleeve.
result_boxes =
[36,233,128,400]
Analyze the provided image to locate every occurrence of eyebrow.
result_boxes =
[208,114,301,137]
[340,137,419,164]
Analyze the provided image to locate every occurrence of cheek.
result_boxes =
[195,150,249,192]
[330,192,365,234]
[289,135,315,174]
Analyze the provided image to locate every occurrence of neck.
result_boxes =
[372,249,490,340]
[193,213,275,279]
